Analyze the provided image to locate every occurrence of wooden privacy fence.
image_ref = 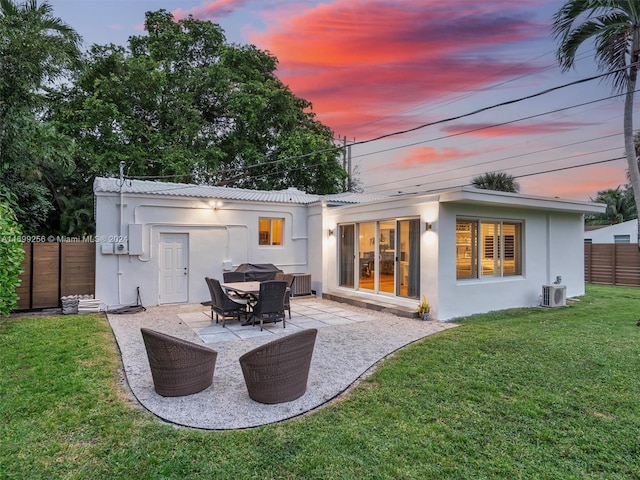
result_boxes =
[16,242,95,311]
[584,243,640,287]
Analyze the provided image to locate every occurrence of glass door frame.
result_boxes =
[337,217,420,299]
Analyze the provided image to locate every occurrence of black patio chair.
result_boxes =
[205,277,248,327]
[282,273,295,319]
[223,271,246,283]
[251,280,287,330]
[222,271,250,301]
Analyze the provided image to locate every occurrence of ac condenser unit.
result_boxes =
[542,285,566,308]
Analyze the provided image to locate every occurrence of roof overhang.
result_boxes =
[437,187,606,215]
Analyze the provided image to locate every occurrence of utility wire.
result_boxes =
[398,156,626,196]
[127,65,633,190]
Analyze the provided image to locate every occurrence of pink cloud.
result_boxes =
[441,121,599,138]
[252,0,546,137]
[520,162,628,199]
[396,146,477,168]
[173,0,250,20]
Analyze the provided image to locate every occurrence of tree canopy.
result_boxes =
[49,10,346,225]
[2,5,347,236]
[586,185,637,225]
[470,172,520,193]
[0,0,81,235]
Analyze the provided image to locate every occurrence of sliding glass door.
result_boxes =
[339,218,420,299]
[358,222,376,291]
[397,219,420,298]
[379,220,395,294]
[339,224,355,287]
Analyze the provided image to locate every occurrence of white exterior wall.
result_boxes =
[321,195,591,321]
[584,219,637,243]
[95,191,310,309]
[306,202,326,296]
[94,181,601,320]
[436,204,586,320]
[322,195,436,312]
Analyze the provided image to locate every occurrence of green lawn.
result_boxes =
[1,284,639,479]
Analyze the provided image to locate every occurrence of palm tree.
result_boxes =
[586,185,637,225]
[470,172,520,193]
[553,0,640,244]
[0,0,81,146]
[0,0,81,233]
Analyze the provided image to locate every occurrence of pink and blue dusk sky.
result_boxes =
[48,0,633,201]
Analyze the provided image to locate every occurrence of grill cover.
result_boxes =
[234,263,283,281]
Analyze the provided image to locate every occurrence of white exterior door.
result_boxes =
[159,233,188,304]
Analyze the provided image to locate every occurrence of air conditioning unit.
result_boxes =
[542,285,566,308]
[291,273,312,296]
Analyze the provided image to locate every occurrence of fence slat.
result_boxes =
[584,243,640,287]
[14,242,95,311]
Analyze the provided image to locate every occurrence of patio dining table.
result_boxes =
[221,281,261,297]
[221,281,261,325]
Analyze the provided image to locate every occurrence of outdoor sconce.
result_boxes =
[425,222,432,231]
[328,228,334,236]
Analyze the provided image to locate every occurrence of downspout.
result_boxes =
[117,161,125,305]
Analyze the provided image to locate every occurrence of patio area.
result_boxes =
[107,296,457,430]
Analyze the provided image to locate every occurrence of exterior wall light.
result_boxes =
[328,229,334,236]
[425,222,432,231]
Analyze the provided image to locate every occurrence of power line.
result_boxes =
[396,156,626,196]
[128,66,634,191]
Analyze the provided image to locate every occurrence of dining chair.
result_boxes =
[251,280,287,330]
[282,273,295,319]
[223,271,246,282]
[205,277,249,327]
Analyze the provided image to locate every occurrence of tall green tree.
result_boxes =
[0,0,81,234]
[470,172,520,193]
[553,0,640,244]
[586,185,637,225]
[50,10,346,204]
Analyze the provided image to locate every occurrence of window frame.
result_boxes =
[456,217,523,280]
[258,217,284,246]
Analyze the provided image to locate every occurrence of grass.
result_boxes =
[1,284,639,479]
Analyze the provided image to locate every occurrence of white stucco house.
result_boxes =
[94,177,605,321]
[584,219,638,244]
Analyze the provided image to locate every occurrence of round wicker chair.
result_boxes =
[141,328,218,397]
[239,328,318,404]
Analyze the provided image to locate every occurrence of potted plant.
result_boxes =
[416,295,431,321]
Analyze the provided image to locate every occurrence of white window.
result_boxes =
[614,234,630,244]
[258,218,284,246]
[456,218,522,279]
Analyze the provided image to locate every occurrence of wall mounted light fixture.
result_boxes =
[425,222,432,231]
[209,199,223,210]
[328,228,334,236]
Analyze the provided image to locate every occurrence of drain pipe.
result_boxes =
[117,161,125,305]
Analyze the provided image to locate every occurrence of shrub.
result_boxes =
[0,193,24,315]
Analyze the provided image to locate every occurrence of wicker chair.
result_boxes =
[140,328,218,397]
[205,277,248,327]
[282,273,295,319]
[223,271,246,282]
[251,280,287,330]
[239,328,318,404]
